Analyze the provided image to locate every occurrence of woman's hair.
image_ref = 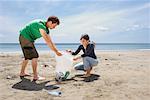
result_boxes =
[80,34,90,41]
[47,16,60,25]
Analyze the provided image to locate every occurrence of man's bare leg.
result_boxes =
[32,58,38,80]
[20,59,29,76]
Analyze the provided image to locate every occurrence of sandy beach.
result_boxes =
[0,50,149,100]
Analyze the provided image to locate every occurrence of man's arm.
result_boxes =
[39,29,62,56]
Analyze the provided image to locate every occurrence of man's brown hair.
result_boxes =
[47,16,60,25]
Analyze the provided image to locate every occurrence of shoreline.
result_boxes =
[0,49,150,54]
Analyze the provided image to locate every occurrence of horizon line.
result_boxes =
[0,42,150,44]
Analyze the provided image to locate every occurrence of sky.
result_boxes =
[0,0,150,43]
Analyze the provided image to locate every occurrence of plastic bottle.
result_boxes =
[48,91,62,96]
[63,71,70,80]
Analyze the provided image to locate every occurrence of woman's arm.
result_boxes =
[72,45,82,55]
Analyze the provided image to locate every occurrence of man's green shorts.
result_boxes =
[19,35,39,60]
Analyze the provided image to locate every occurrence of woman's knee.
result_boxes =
[83,57,90,62]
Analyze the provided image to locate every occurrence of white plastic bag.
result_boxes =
[55,52,73,81]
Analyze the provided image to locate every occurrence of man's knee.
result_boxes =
[23,59,29,63]
[32,58,38,61]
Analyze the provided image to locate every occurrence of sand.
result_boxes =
[0,50,149,100]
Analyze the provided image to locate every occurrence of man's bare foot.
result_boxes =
[20,73,31,77]
[33,76,46,81]
[20,73,31,79]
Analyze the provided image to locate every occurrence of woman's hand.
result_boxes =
[73,56,81,61]
[73,58,78,61]
[66,49,72,53]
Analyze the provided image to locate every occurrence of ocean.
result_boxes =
[0,43,150,52]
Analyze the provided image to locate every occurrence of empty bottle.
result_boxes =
[48,91,61,96]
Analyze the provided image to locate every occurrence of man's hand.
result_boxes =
[56,51,62,56]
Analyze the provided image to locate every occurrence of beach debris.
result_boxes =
[44,64,49,67]
[73,83,83,87]
[55,71,70,82]
[6,75,12,79]
[45,85,60,90]
[6,75,17,80]
[41,64,49,67]
[105,58,108,60]
[47,91,61,96]
[140,65,143,67]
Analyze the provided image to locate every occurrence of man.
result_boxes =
[19,16,62,81]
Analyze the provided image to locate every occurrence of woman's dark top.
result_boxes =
[72,43,97,59]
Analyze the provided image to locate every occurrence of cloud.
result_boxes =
[0,1,149,43]
[0,34,4,38]
[0,16,21,34]
[0,15,23,43]
[94,26,109,31]
[33,2,150,43]
[125,24,141,31]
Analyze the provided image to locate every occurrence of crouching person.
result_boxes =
[67,34,98,77]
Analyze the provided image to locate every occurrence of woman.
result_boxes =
[67,34,98,77]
